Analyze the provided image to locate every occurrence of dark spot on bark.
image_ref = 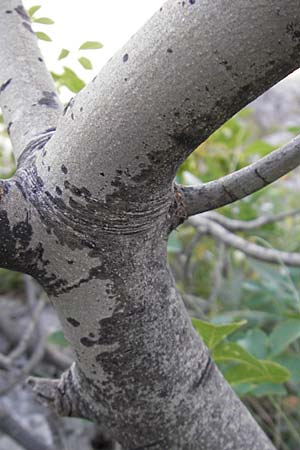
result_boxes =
[205,86,209,92]
[80,107,83,112]
[67,260,74,265]
[61,164,68,174]
[67,317,80,327]
[15,5,30,21]
[287,23,300,42]
[38,91,59,109]
[100,172,105,177]
[56,186,62,196]
[170,130,199,149]
[92,76,97,82]
[124,77,128,82]
[220,60,232,71]
[254,168,268,185]
[7,122,12,135]
[5,10,13,13]
[38,57,43,62]
[192,356,213,389]
[47,166,51,172]
[167,48,173,53]
[80,336,98,347]
[22,22,34,33]
[63,97,74,115]
[46,127,56,133]
[17,131,55,168]
[222,184,238,202]
[131,440,164,450]
[0,78,12,93]
[123,53,129,63]
[189,0,196,4]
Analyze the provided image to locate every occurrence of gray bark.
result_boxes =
[1,0,300,449]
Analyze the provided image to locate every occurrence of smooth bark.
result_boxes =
[1,0,300,449]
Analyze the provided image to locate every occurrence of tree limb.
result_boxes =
[190,216,300,266]
[0,0,62,160]
[30,0,300,210]
[178,134,300,217]
[0,401,55,450]
[203,208,300,232]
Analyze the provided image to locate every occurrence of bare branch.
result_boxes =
[178,134,300,217]
[0,277,45,396]
[204,209,300,232]
[6,298,44,364]
[34,1,300,207]
[0,402,55,450]
[0,311,72,371]
[28,363,92,420]
[0,0,62,160]
[190,216,300,266]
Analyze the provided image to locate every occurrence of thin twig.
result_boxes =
[203,209,300,232]
[178,134,300,217]
[190,216,300,266]
[0,401,55,450]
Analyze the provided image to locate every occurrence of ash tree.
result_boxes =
[1,0,300,449]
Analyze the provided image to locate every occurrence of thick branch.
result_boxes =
[1,2,299,449]
[178,133,300,217]
[190,216,300,266]
[36,0,300,209]
[0,0,62,159]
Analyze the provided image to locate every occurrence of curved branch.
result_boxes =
[0,0,62,160]
[37,0,300,206]
[190,216,300,266]
[179,134,300,217]
[204,208,300,232]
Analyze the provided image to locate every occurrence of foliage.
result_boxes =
[168,106,300,448]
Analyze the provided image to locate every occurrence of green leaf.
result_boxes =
[269,319,300,357]
[36,31,52,42]
[52,67,85,93]
[233,383,255,397]
[33,17,54,24]
[79,41,103,50]
[224,361,290,385]
[28,5,41,17]
[287,126,300,134]
[238,328,269,359]
[192,318,246,350]
[274,354,300,384]
[167,232,182,254]
[213,342,262,368]
[78,57,93,70]
[47,330,69,348]
[58,49,70,61]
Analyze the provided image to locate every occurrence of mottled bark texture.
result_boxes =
[1,0,300,449]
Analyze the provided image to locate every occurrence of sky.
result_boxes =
[23,0,165,85]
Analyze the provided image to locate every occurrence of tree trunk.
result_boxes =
[1,1,300,449]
